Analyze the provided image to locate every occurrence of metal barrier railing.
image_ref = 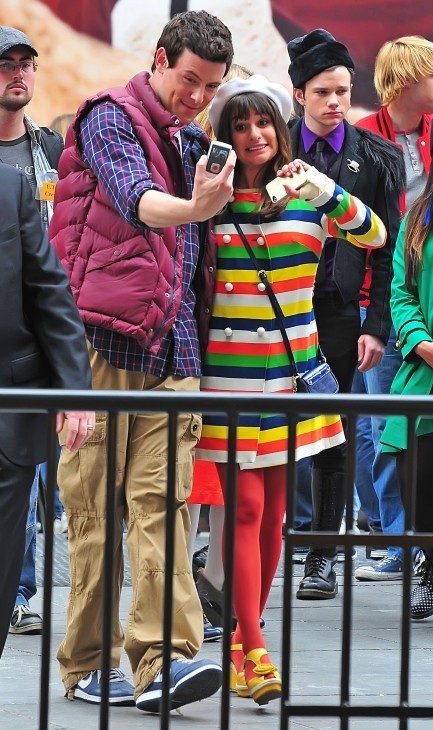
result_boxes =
[2,388,433,730]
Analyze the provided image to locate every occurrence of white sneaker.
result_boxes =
[54,511,68,535]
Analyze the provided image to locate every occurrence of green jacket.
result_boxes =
[381,217,433,452]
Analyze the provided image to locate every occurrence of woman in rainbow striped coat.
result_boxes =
[195,75,386,705]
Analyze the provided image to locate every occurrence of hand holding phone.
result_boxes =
[266,167,308,202]
[265,177,288,203]
[206,141,233,175]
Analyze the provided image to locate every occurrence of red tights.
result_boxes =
[216,463,287,654]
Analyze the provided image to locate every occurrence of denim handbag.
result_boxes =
[230,209,339,395]
[296,360,339,394]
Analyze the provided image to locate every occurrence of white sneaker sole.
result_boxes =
[136,664,222,713]
[354,570,403,581]
[9,622,43,635]
[74,688,135,705]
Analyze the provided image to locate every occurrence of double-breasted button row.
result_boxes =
[224,326,268,338]
[222,234,266,246]
[223,282,267,292]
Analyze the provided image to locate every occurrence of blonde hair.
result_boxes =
[49,113,75,140]
[374,36,433,106]
[196,63,252,138]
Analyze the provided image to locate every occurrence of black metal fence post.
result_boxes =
[220,410,238,730]
[280,412,298,730]
[38,413,58,730]
[99,411,118,730]
[160,411,179,730]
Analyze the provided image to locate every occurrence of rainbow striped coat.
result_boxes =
[196,180,386,469]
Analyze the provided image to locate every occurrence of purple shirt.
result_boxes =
[301,119,345,156]
[301,119,345,294]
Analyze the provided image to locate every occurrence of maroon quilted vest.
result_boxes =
[49,72,216,354]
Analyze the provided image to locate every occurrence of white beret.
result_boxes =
[208,74,293,136]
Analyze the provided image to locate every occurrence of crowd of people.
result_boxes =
[0,9,433,716]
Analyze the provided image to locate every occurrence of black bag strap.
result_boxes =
[229,208,325,381]
[229,208,299,377]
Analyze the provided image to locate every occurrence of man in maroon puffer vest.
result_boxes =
[49,10,235,715]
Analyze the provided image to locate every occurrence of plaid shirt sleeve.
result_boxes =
[80,101,166,227]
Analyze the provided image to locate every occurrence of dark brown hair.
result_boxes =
[151,11,233,75]
[217,92,293,220]
[404,164,433,291]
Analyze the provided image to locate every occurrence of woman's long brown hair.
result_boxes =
[217,92,293,220]
[404,164,433,292]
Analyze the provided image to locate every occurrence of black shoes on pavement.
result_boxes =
[296,551,338,599]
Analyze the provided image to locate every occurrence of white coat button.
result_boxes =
[223,234,231,244]
[257,236,265,246]
[225,282,234,292]
[336,194,343,201]
[257,327,266,337]
[258,282,266,291]
[224,327,233,337]
[421,141,426,146]
[208,266,214,272]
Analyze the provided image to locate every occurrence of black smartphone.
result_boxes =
[206,141,232,174]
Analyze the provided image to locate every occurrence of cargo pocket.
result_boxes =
[177,413,202,502]
[58,413,108,513]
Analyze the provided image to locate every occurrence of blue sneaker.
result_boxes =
[74,668,135,705]
[136,658,222,713]
[203,613,223,642]
[354,555,403,581]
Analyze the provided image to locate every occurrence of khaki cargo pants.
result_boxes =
[56,344,203,697]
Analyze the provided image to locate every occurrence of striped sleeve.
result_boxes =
[310,181,387,250]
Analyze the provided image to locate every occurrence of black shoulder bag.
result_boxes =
[229,209,339,394]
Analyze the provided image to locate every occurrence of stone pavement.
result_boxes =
[1,536,433,730]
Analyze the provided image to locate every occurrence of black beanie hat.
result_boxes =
[287,28,354,89]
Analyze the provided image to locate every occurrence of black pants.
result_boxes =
[314,294,361,393]
[294,296,360,531]
[0,451,35,657]
[311,295,361,472]
[396,433,433,535]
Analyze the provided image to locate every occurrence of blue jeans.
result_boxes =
[358,307,406,561]
[16,466,39,607]
[39,440,63,518]
[351,366,381,530]
[294,457,312,531]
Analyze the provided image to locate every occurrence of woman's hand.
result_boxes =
[276,160,309,198]
[415,340,433,368]
[276,159,328,200]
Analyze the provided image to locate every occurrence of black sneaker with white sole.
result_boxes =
[9,605,43,635]
[74,669,135,705]
[136,658,222,713]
